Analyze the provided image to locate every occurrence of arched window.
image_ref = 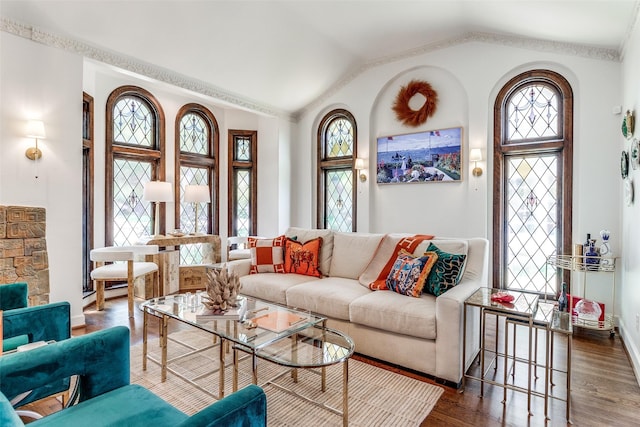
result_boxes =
[493,70,573,294]
[175,104,219,264]
[106,86,165,246]
[317,109,357,231]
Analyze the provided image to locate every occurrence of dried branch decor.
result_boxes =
[201,267,241,311]
[392,80,438,127]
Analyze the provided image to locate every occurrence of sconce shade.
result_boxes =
[143,181,173,202]
[184,184,211,203]
[26,120,46,139]
[354,158,366,170]
[470,148,483,177]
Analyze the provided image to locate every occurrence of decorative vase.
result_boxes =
[599,230,614,270]
[557,282,568,312]
[584,239,600,271]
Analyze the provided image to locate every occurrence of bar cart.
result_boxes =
[546,254,616,337]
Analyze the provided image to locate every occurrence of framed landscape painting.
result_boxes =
[376,127,462,184]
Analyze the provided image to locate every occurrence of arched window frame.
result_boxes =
[493,69,573,292]
[317,109,357,231]
[174,103,219,236]
[105,85,165,246]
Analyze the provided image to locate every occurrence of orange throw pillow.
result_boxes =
[249,235,286,274]
[284,237,323,277]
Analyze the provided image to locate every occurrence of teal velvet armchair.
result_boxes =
[1,282,71,406]
[0,326,267,427]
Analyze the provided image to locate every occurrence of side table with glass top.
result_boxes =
[462,288,572,421]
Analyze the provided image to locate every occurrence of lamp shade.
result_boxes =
[26,120,46,139]
[184,184,211,203]
[143,181,173,202]
[354,158,366,170]
[469,148,482,162]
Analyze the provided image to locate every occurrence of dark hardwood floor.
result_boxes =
[22,296,640,426]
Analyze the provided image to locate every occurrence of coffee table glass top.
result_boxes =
[140,294,326,350]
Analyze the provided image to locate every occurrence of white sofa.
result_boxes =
[228,227,489,386]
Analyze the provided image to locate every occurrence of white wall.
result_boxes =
[0,32,85,326]
[621,14,640,383]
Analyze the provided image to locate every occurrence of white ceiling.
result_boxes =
[1,0,638,115]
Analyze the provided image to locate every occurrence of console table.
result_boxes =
[137,234,221,297]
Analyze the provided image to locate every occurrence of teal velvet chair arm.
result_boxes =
[178,384,267,427]
[0,326,130,404]
[2,301,71,350]
[0,282,29,310]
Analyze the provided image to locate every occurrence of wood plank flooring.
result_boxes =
[22,296,640,426]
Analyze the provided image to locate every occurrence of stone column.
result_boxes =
[0,205,50,305]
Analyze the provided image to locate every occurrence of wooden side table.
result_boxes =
[137,234,221,296]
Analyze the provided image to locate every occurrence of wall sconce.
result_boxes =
[184,184,211,236]
[143,181,173,238]
[470,149,483,177]
[354,158,367,182]
[25,120,46,160]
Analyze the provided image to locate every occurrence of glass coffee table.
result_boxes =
[140,294,354,426]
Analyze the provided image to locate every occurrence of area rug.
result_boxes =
[130,329,443,426]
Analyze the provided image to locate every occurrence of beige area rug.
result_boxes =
[130,329,443,426]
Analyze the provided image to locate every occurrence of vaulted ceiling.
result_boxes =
[1,0,637,117]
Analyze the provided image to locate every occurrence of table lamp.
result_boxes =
[184,184,211,235]
[143,181,173,238]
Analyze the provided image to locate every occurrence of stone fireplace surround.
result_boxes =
[0,205,49,305]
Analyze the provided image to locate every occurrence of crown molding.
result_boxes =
[294,31,620,119]
[0,17,292,121]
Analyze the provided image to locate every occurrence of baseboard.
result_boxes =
[71,313,86,329]
[618,319,640,388]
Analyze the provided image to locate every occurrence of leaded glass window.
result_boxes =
[113,97,153,147]
[229,131,257,238]
[112,159,153,246]
[179,167,209,264]
[180,113,208,155]
[176,105,218,265]
[506,84,559,142]
[317,110,357,231]
[106,87,164,248]
[493,70,573,295]
[325,118,353,158]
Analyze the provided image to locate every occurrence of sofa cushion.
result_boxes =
[359,233,434,289]
[249,235,286,274]
[286,227,334,277]
[31,384,188,426]
[424,242,467,296]
[386,250,438,297]
[349,291,437,340]
[240,273,319,305]
[284,237,322,277]
[329,232,385,280]
[286,278,370,320]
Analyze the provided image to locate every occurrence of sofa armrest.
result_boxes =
[435,278,486,384]
[225,259,252,277]
[0,282,29,310]
[2,301,71,345]
[178,384,266,427]
[0,326,130,403]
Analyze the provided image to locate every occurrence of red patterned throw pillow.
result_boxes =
[249,235,286,274]
[284,237,322,277]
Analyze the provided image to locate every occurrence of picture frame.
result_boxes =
[376,127,462,184]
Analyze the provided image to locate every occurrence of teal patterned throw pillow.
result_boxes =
[424,243,467,296]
